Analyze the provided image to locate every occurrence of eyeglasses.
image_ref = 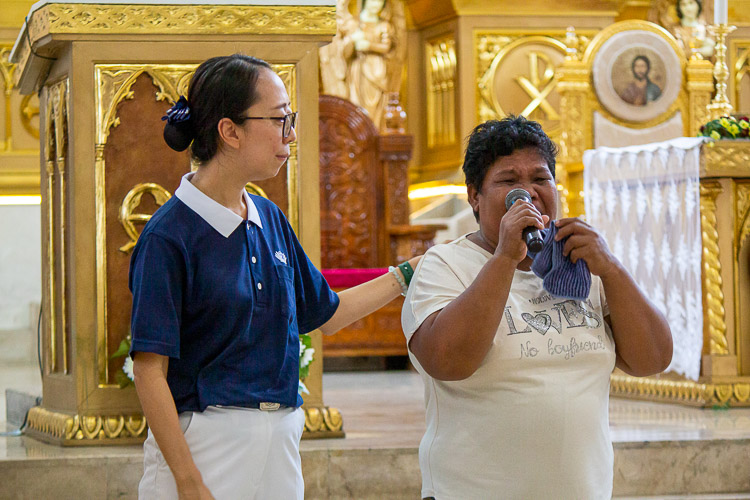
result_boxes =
[238,111,297,139]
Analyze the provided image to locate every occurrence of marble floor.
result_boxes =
[0,363,41,429]
[5,362,750,445]
[2,365,750,498]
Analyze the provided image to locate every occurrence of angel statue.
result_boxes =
[651,0,715,59]
[319,0,407,130]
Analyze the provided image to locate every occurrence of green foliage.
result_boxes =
[115,369,134,389]
[110,335,134,388]
[699,116,750,140]
[110,337,131,359]
[299,333,313,381]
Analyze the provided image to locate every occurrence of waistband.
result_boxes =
[214,402,290,411]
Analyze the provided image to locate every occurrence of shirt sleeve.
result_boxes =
[402,247,467,343]
[595,275,610,318]
[129,232,185,359]
[284,221,340,334]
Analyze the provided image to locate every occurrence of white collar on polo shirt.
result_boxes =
[174,172,263,238]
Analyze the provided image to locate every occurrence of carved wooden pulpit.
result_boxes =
[11,0,342,445]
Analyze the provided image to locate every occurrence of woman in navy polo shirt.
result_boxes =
[129,54,417,500]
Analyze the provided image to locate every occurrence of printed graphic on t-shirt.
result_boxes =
[504,295,609,361]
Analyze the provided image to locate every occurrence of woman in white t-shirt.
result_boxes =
[402,115,673,500]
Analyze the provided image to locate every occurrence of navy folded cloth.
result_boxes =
[529,223,591,301]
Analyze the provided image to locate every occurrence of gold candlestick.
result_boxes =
[707,23,737,120]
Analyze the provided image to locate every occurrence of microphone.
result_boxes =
[504,188,544,253]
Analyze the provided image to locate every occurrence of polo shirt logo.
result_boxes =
[275,251,288,265]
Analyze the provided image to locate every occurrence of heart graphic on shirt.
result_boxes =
[521,312,552,335]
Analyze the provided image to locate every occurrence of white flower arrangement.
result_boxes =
[298,334,315,395]
[110,335,135,388]
[123,356,135,382]
[111,333,315,395]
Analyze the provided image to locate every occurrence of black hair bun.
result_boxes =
[163,120,194,152]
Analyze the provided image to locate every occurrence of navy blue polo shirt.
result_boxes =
[129,173,339,413]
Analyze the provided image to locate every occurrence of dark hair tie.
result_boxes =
[162,96,194,152]
[162,96,191,124]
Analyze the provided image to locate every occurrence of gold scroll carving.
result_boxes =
[700,180,728,355]
[20,94,40,139]
[610,375,750,407]
[701,140,750,178]
[26,407,147,445]
[28,4,336,38]
[26,404,342,444]
[302,406,344,439]
[118,183,172,253]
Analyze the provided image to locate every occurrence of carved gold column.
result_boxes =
[556,30,590,218]
[686,57,715,137]
[699,179,735,377]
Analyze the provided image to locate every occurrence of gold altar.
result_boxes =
[9,1,342,445]
[551,20,750,407]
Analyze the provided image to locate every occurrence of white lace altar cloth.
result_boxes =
[583,137,706,380]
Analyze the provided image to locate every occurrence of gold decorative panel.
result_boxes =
[737,182,750,253]
[733,40,750,113]
[0,43,40,195]
[426,36,456,149]
[26,4,336,38]
[477,33,571,144]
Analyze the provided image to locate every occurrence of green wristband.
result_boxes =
[397,261,414,286]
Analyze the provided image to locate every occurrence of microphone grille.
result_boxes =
[505,188,531,210]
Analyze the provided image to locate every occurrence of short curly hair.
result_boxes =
[462,115,557,193]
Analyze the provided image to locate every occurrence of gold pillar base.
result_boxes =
[301,406,345,439]
[611,374,750,408]
[25,406,147,446]
[702,354,738,377]
[26,404,346,444]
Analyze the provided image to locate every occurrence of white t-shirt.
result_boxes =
[402,235,616,500]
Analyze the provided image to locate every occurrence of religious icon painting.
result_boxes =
[592,28,683,122]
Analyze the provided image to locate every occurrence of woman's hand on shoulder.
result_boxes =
[553,218,620,279]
